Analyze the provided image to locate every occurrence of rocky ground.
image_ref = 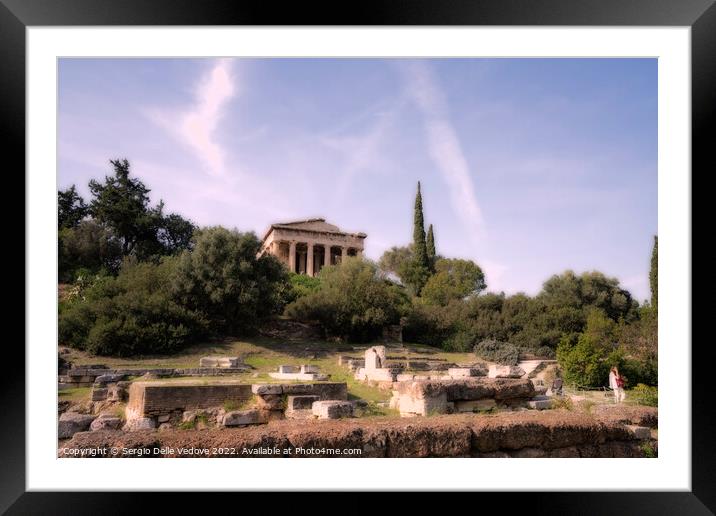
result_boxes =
[59,404,657,458]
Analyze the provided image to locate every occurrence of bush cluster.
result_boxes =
[59,228,290,356]
[285,258,409,342]
[473,339,520,366]
[630,384,658,407]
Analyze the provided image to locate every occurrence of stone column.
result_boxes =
[288,241,296,273]
[307,243,314,277]
[324,245,331,267]
[341,247,348,261]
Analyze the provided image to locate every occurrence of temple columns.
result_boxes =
[341,247,347,261]
[324,245,331,267]
[307,243,314,277]
[288,241,297,273]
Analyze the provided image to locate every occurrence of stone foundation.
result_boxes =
[390,378,537,417]
[126,381,254,422]
[60,409,658,458]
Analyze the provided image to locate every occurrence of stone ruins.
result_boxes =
[259,218,366,276]
[349,345,559,417]
[59,356,251,389]
[269,364,329,381]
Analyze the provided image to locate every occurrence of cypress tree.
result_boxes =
[650,235,658,310]
[426,224,436,267]
[413,181,429,269]
[400,181,433,295]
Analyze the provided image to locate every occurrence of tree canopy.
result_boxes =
[285,257,408,342]
[172,227,290,334]
[421,258,486,306]
[58,185,89,229]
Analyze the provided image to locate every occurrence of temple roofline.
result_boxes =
[261,218,367,243]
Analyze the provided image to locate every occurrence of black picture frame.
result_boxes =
[4,0,711,513]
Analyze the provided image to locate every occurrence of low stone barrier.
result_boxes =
[59,365,252,388]
[60,409,657,458]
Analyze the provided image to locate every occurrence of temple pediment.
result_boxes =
[260,218,366,277]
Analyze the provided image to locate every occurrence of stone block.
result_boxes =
[625,425,651,440]
[94,374,125,385]
[107,384,128,402]
[252,384,283,395]
[268,372,328,381]
[58,412,97,439]
[199,356,242,368]
[488,365,526,378]
[90,414,122,431]
[448,366,488,378]
[365,368,397,382]
[527,399,552,410]
[126,381,253,420]
[454,399,497,412]
[256,394,284,410]
[311,400,354,419]
[281,382,348,400]
[223,409,267,427]
[90,387,108,401]
[300,364,319,374]
[365,346,386,371]
[287,395,320,411]
[278,365,300,374]
[393,391,448,416]
[157,414,171,423]
[126,417,156,431]
[396,374,415,382]
[199,357,219,368]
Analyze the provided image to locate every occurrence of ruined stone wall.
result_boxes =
[126,382,254,419]
[61,408,658,458]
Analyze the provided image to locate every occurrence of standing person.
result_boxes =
[551,373,564,397]
[609,366,625,403]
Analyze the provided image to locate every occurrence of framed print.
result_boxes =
[4,0,713,512]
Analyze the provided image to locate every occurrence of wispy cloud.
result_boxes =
[149,59,236,177]
[320,107,398,206]
[400,61,486,244]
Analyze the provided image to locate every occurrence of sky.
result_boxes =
[58,58,657,302]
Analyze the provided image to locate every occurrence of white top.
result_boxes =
[608,371,618,389]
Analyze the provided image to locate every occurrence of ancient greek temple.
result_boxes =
[259,218,366,277]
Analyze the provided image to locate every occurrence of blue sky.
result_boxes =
[58,58,657,301]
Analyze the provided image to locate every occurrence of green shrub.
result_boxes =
[535,345,556,359]
[620,357,658,388]
[286,273,321,303]
[285,258,407,342]
[172,227,290,335]
[442,330,477,352]
[58,258,207,356]
[473,339,520,366]
[631,383,658,407]
[556,333,610,388]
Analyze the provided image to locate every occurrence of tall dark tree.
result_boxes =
[650,235,658,310]
[413,181,429,268]
[58,185,88,229]
[426,223,436,266]
[89,159,156,255]
[401,181,433,295]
